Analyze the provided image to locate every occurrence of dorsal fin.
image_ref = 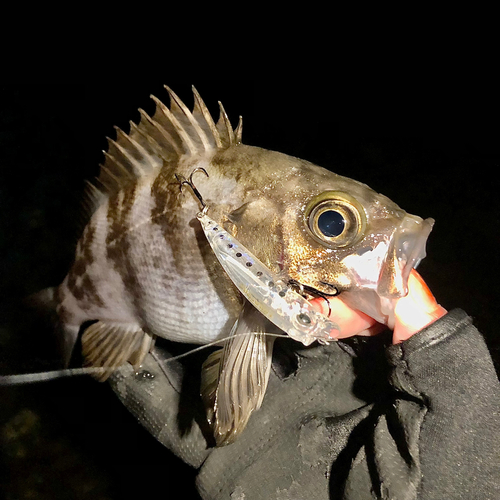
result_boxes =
[92,85,242,197]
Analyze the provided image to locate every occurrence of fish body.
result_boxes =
[52,87,433,444]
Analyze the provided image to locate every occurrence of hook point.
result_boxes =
[175,169,209,212]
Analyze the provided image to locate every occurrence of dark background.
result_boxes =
[0,80,498,499]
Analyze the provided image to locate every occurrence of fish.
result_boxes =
[38,85,433,446]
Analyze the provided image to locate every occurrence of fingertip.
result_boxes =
[309,297,330,316]
[310,296,379,338]
[393,270,448,343]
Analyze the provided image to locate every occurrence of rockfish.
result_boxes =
[47,86,433,445]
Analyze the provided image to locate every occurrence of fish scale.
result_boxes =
[60,175,240,347]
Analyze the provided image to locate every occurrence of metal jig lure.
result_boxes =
[176,169,340,346]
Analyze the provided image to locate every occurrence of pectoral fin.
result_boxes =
[81,321,155,381]
[201,301,276,446]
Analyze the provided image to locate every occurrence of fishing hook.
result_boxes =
[288,279,339,318]
[175,167,210,215]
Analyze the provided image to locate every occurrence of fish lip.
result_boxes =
[376,215,434,299]
[289,280,340,297]
[396,216,435,293]
[317,281,341,296]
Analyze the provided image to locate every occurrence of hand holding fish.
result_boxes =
[310,269,447,343]
[30,86,441,446]
[3,86,500,500]
[1,86,442,445]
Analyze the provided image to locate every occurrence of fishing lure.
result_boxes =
[176,169,340,346]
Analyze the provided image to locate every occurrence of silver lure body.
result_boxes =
[197,212,339,346]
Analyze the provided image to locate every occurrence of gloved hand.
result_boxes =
[310,269,448,344]
[109,269,449,499]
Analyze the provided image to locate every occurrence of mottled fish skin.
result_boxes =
[57,169,244,349]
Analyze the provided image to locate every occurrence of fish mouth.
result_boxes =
[288,279,340,298]
[377,215,435,298]
[317,281,341,296]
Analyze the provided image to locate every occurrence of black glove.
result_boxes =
[109,310,500,500]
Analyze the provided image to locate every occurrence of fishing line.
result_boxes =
[0,332,289,386]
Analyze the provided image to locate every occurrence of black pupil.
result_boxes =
[317,210,345,237]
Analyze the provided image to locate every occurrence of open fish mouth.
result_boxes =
[338,214,434,326]
[378,215,435,298]
[308,215,434,303]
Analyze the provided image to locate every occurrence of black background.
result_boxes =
[0,80,498,499]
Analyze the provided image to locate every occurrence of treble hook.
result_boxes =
[288,279,337,318]
[175,167,209,215]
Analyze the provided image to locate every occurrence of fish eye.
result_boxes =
[317,210,345,237]
[304,191,366,248]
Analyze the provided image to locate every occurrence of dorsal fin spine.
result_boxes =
[125,122,148,156]
[150,94,195,156]
[89,86,242,211]
[83,180,102,208]
[128,120,167,172]
[128,120,163,166]
[192,86,223,148]
[107,137,145,177]
[93,176,111,193]
[113,127,148,176]
[217,101,235,147]
[102,151,132,182]
[100,156,127,190]
[235,116,243,144]
[164,86,212,152]
[138,108,182,156]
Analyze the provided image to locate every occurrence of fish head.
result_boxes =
[281,163,434,325]
[215,147,434,326]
